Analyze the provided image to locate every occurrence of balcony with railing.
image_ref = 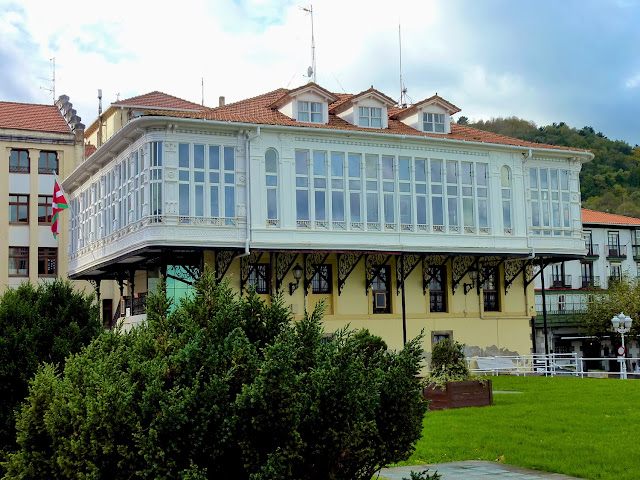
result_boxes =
[606,244,627,259]
[550,274,572,289]
[581,275,600,289]
[584,243,599,259]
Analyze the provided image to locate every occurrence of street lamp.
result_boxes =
[611,312,633,379]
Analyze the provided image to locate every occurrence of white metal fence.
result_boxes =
[466,353,640,378]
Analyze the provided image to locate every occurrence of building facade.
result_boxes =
[1,97,84,291]
[63,84,593,356]
[534,209,640,363]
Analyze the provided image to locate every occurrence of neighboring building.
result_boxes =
[63,84,593,357]
[534,209,640,366]
[1,96,85,291]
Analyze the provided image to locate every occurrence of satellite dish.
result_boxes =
[307,66,314,77]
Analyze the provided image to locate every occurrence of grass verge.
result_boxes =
[404,375,639,480]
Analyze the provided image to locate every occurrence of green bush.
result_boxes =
[0,279,100,457]
[3,266,427,480]
[426,339,471,387]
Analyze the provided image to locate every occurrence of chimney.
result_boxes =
[98,89,103,115]
[219,96,225,107]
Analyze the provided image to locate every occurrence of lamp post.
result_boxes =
[611,312,633,379]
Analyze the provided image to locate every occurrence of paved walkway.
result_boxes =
[378,461,585,480]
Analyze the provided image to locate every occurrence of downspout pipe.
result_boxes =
[240,127,261,256]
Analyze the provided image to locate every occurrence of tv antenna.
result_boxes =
[398,24,408,107]
[39,57,56,103]
[301,5,316,83]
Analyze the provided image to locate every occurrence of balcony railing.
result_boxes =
[581,276,600,289]
[606,244,627,258]
[551,274,572,288]
[585,244,599,258]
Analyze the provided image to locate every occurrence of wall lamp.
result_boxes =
[289,264,304,295]
[464,269,479,295]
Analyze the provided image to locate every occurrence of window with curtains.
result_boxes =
[265,149,279,226]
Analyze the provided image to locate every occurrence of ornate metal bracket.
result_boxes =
[423,255,450,294]
[504,259,528,295]
[396,254,423,295]
[304,252,330,295]
[337,252,364,296]
[275,251,299,294]
[477,256,505,295]
[365,254,391,294]
[451,256,477,295]
[215,250,238,283]
[241,252,264,294]
[523,258,552,290]
[88,278,101,303]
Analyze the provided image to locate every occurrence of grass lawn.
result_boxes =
[404,376,639,480]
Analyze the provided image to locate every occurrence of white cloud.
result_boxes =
[625,73,640,89]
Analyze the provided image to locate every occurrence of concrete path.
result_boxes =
[378,460,585,480]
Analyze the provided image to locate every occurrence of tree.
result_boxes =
[581,277,640,341]
[3,267,427,480]
[0,280,101,458]
[456,116,469,125]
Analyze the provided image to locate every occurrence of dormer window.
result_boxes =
[298,101,322,123]
[358,107,382,128]
[423,113,445,133]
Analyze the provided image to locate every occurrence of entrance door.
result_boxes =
[102,299,112,328]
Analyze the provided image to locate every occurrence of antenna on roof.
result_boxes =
[398,24,408,108]
[301,5,316,83]
[201,77,204,106]
[39,57,56,103]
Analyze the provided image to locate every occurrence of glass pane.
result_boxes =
[210,186,219,216]
[448,197,458,226]
[210,172,220,183]
[311,102,322,112]
[265,150,278,172]
[224,147,234,171]
[561,170,569,190]
[332,179,343,189]
[350,193,361,222]
[367,193,379,222]
[267,189,277,219]
[296,177,308,187]
[531,202,540,227]
[266,175,278,186]
[399,157,410,181]
[550,170,559,190]
[209,146,219,170]
[313,151,326,176]
[296,190,309,220]
[463,198,474,226]
[478,199,488,227]
[179,183,189,216]
[179,144,190,168]
[382,156,393,179]
[432,197,443,226]
[383,182,394,192]
[462,163,472,185]
[349,179,361,190]
[225,186,235,217]
[314,178,326,188]
[415,159,426,182]
[431,160,442,183]
[384,194,394,223]
[416,197,427,224]
[501,166,510,187]
[195,185,204,216]
[365,155,377,178]
[315,191,326,220]
[503,201,512,228]
[225,173,234,184]
[446,161,457,183]
[540,169,548,189]
[400,195,411,224]
[529,168,537,188]
[179,170,190,181]
[477,163,487,186]
[331,152,344,177]
[296,151,309,175]
[371,118,382,128]
[348,154,361,178]
[563,204,570,227]
[194,145,205,169]
[332,191,344,221]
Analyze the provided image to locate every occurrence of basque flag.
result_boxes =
[51,177,69,239]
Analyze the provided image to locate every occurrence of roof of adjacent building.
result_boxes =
[140,87,591,154]
[85,143,97,158]
[582,208,640,226]
[111,91,205,111]
[0,101,71,134]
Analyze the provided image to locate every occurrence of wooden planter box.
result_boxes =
[422,379,493,411]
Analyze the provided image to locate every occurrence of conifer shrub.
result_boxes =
[425,339,471,388]
[3,266,427,480]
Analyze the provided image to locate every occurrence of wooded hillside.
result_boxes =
[463,116,640,217]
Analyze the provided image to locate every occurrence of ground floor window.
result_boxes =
[38,247,57,276]
[372,265,390,314]
[483,267,499,311]
[429,265,446,312]
[248,263,270,294]
[9,247,29,276]
[311,264,332,294]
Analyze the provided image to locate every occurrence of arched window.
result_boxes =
[265,149,279,226]
[501,166,512,234]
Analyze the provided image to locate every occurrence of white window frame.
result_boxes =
[423,112,445,133]
[297,101,323,123]
[358,107,382,128]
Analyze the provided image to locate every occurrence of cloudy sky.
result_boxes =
[1,0,639,145]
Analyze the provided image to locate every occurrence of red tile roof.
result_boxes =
[134,87,592,154]
[113,91,205,111]
[85,143,97,158]
[581,209,640,226]
[0,101,71,134]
